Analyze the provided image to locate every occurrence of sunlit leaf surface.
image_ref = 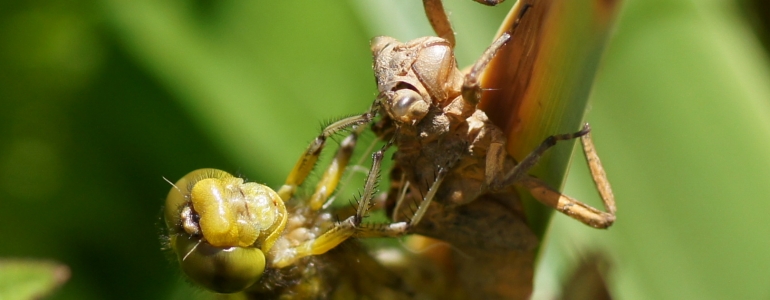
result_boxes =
[477,0,621,236]
[537,1,770,298]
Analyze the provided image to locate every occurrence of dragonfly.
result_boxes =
[162,122,460,298]
[161,0,620,298]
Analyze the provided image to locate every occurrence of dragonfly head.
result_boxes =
[164,169,288,293]
[371,36,463,126]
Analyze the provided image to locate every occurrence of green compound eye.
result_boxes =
[171,235,266,293]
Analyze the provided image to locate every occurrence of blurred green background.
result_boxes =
[1,0,769,299]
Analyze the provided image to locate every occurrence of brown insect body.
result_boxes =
[371,35,539,298]
[372,34,538,236]
[369,1,618,298]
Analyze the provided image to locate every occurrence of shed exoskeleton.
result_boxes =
[368,0,617,298]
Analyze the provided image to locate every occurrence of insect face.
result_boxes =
[372,36,466,126]
[164,168,285,293]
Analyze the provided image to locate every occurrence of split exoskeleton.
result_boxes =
[368,0,617,298]
[370,9,615,228]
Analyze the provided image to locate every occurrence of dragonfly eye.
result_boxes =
[391,88,429,123]
[172,234,266,293]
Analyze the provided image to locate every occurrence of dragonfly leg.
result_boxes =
[389,173,411,222]
[521,130,617,229]
[272,141,454,267]
[461,32,511,106]
[276,111,375,201]
[462,3,531,105]
[272,143,389,268]
[580,130,617,217]
[357,166,450,239]
[422,0,509,49]
[422,0,456,48]
[493,124,590,190]
[306,126,365,210]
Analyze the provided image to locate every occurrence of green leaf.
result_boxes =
[537,0,770,299]
[0,259,69,300]
[478,0,622,236]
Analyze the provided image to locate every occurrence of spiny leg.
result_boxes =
[307,125,365,210]
[521,130,616,229]
[581,131,617,216]
[321,130,386,214]
[277,111,375,201]
[272,140,452,267]
[357,166,450,239]
[271,143,389,268]
[494,124,591,190]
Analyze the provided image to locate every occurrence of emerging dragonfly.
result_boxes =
[163,123,456,298]
[162,0,619,298]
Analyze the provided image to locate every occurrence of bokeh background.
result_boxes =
[1,0,769,299]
